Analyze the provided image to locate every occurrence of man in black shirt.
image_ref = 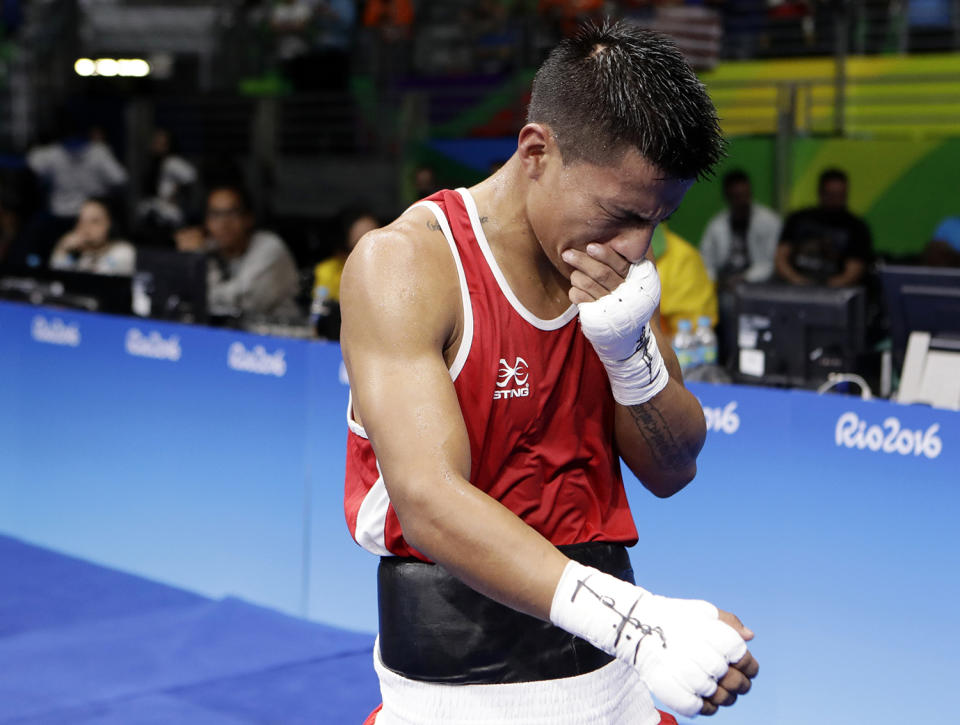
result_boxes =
[775,168,873,287]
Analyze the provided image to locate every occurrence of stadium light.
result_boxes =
[74,58,96,77]
[95,58,119,76]
[74,57,152,78]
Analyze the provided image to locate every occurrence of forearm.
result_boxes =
[387,468,569,621]
[827,259,865,288]
[775,244,808,284]
[615,320,706,496]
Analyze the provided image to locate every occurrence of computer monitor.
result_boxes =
[0,267,132,316]
[133,249,208,324]
[878,264,960,368]
[735,283,866,388]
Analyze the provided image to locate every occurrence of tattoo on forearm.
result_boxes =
[627,399,690,471]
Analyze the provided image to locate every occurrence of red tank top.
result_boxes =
[344,188,638,560]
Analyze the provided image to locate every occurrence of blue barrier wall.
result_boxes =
[2,299,958,725]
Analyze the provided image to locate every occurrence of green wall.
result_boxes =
[670,137,960,257]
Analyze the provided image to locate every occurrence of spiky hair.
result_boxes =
[527,20,724,180]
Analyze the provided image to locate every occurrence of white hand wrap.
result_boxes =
[550,561,748,719]
[577,260,668,405]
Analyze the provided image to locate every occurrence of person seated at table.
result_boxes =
[922,215,960,267]
[177,184,299,319]
[654,223,717,339]
[775,168,873,287]
[313,205,380,304]
[49,197,135,276]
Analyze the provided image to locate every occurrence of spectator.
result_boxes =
[470,0,522,75]
[363,0,413,37]
[0,188,23,269]
[412,164,439,201]
[177,185,299,319]
[653,224,717,339]
[362,0,414,81]
[700,169,781,289]
[271,0,356,89]
[923,215,960,267]
[700,170,781,366]
[49,198,135,276]
[775,168,873,287]
[314,205,379,303]
[135,128,200,244]
[311,206,379,339]
[539,0,604,38]
[25,118,128,264]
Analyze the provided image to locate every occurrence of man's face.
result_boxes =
[206,189,252,255]
[525,145,693,276]
[725,180,752,217]
[819,179,848,211]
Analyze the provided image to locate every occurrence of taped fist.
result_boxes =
[550,561,757,718]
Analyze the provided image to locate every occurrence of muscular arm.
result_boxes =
[341,214,568,621]
[615,316,706,497]
[564,242,706,498]
[615,244,705,496]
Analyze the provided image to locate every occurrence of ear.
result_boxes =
[516,123,556,180]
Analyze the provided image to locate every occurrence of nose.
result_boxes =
[609,227,654,264]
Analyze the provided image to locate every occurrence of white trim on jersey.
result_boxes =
[457,187,578,332]
[410,199,474,381]
[349,197,476,557]
[346,391,367,439]
[354,461,392,557]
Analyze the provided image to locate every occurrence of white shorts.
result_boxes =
[372,637,660,725]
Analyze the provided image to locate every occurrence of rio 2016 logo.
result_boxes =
[702,401,740,434]
[835,412,942,459]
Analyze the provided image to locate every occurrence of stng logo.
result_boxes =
[702,401,740,434]
[835,411,942,459]
[494,357,530,400]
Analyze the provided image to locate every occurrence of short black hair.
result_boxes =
[526,20,724,180]
[818,168,848,191]
[723,169,750,190]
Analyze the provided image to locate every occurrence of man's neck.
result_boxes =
[468,158,572,316]
[220,233,252,260]
[730,205,751,226]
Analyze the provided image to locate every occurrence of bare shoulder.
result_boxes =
[341,205,459,350]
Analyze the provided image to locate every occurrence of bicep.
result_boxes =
[346,335,471,508]
[340,231,471,514]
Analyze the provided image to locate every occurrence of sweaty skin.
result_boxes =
[340,124,758,715]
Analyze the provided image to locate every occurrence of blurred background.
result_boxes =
[1,2,959,724]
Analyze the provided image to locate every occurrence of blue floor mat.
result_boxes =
[0,535,380,724]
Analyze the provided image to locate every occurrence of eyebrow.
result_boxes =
[601,203,671,225]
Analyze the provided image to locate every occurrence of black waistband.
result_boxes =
[377,541,634,685]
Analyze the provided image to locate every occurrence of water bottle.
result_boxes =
[672,319,696,373]
[694,316,718,368]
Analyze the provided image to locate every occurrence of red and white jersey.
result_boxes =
[344,188,638,560]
